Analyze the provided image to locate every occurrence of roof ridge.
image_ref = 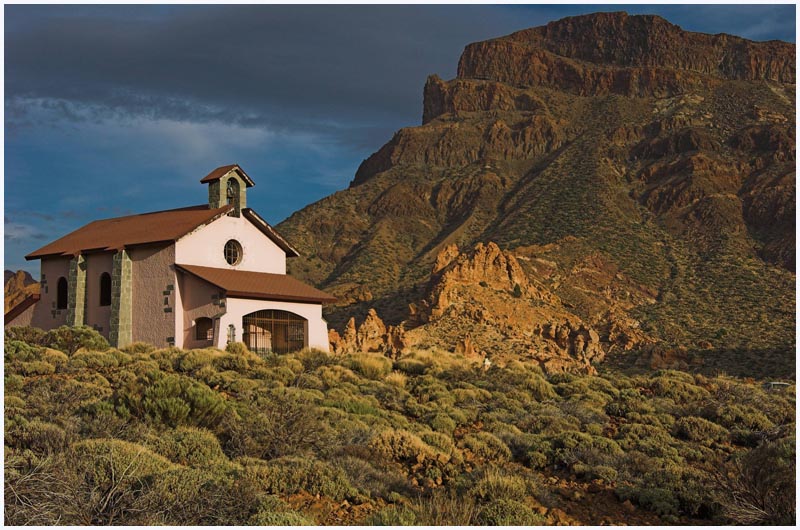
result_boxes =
[92,204,215,223]
[26,204,233,260]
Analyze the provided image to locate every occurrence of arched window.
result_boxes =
[226,177,240,206]
[99,272,112,306]
[195,317,213,341]
[242,309,307,354]
[56,277,68,309]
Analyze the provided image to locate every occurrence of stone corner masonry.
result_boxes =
[66,254,87,326]
[109,249,133,348]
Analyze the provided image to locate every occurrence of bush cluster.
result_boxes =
[4,325,795,525]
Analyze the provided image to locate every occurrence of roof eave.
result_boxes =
[241,208,301,258]
[4,293,41,322]
[226,291,337,304]
[174,264,336,305]
[200,164,255,187]
[26,238,189,261]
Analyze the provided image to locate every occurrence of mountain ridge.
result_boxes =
[263,12,796,374]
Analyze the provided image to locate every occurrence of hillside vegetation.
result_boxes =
[277,13,795,372]
[5,326,795,525]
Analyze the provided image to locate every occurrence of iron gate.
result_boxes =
[242,309,307,354]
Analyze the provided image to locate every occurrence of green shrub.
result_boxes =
[412,489,480,525]
[394,357,429,376]
[5,325,46,345]
[41,325,109,355]
[461,432,511,462]
[249,509,314,526]
[428,412,457,434]
[347,353,393,380]
[714,436,795,525]
[177,349,223,372]
[649,376,709,403]
[673,416,729,443]
[70,438,175,490]
[708,404,774,432]
[118,372,227,428]
[369,429,440,464]
[241,456,356,500]
[5,339,41,362]
[366,505,417,525]
[5,395,26,411]
[11,420,72,455]
[136,464,264,525]
[69,350,119,370]
[617,423,679,459]
[470,468,527,501]
[477,498,545,525]
[224,341,248,355]
[616,462,712,517]
[146,426,226,467]
[420,431,460,462]
[212,353,251,372]
[331,454,409,499]
[41,348,69,368]
[573,463,618,482]
[19,360,55,376]
[316,364,360,387]
[295,348,332,371]
[121,342,156,355]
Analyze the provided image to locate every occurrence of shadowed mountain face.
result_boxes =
[277,12,795,375]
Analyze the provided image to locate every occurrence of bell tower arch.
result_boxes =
[200,164,255,217]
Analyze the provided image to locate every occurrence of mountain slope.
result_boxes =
[277,12,795,375]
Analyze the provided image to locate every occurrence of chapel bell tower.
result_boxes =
[200,164,255,217]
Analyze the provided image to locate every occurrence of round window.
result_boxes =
[224,239,243,265]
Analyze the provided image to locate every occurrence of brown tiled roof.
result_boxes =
[26,205,232,260]
[4,293,40,323]
[176,264,336,304]
[200,164,255,187]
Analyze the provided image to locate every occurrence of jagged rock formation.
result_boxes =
[279,12,795,375]
[411,242,556,323]
[4,270,39,314]
[404,242,617,374]
[329,308,406,357]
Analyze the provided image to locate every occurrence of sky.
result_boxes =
[4,3,796,275]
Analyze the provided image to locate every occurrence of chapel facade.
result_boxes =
[5,165,335,353]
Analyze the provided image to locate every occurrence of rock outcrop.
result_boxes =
[405,243,614,375]
[329,309,407,357]
[4,269,39,314]
[413,242,556,323]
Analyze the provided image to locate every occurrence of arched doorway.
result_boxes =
[242,309,307,354]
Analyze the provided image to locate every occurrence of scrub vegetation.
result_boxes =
[4,326,795,525]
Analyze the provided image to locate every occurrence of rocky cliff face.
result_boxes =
[4,270,39,314]
[278,12,795,376]
[455,12,794,98]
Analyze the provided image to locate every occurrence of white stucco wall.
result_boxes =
[175,214,287,274]
[218,298,329,352]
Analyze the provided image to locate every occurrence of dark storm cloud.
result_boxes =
[5,5,523,141]
[6,4,795,150]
